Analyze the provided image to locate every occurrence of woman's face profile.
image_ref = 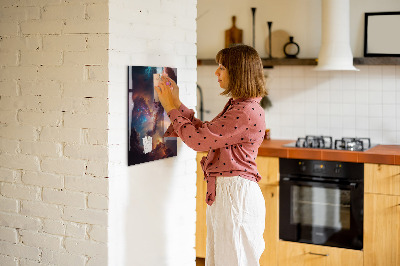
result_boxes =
[215,64,229,89]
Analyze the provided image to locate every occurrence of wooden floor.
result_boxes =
[196,257,205,266]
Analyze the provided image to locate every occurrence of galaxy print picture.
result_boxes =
[128,66,178,166]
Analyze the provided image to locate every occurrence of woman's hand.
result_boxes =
[162,75,181,108]
[155,79,177,113]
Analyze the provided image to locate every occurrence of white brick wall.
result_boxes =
[0,1,109,265]
[108,0,197,265]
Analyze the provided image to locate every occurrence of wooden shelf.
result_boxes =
[197,57,400,68]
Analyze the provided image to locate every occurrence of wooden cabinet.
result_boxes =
[278,241,363,266]
[364,163,400,266]
[259,185,279,266]
[364,163,400,196]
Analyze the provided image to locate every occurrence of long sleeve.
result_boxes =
[167,105,254,152]
[164,103,204,137]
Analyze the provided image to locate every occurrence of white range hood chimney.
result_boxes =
[314,0,359,71]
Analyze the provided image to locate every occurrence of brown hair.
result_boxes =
[215,45,267,98]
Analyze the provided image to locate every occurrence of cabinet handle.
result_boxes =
[309,252,329,257]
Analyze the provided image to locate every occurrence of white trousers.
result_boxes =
[205,176,266,266]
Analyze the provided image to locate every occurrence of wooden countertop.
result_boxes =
[258,139,400,165]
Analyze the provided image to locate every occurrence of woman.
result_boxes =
[155,45,267,266]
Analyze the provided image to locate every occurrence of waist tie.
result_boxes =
[200,156,216,206]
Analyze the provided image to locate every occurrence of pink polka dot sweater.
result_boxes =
[165,97,266,206]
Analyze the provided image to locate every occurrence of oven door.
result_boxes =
[279,177,363,250]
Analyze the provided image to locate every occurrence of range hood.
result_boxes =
[314,0,359,71]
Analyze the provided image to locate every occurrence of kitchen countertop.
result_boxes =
[258,139,400,165]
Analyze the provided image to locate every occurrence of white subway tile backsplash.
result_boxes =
[198,65,400,144]
[383,104,396,118]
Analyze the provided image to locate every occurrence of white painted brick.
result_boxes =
[82,98,109,114]
[88,225,107,243]
[65,221,86,239]
[20,21,62,35]
[0,6,40,21]
[22,171,63,189]
[0,110,17,125]
[64,144,108,161]
[42,4,85,20]
[176,16,196,30]
[65,237,107,256]
[63,19,108,34]
[88,193,108,210]
[83,128,108,145]
[0,196,18,213]
[15,0,63,6]
[6,96,41,112]
[43,188,86,208]
[42,35,86,51]
[64,51,108,66]
[0,138,19,154]
[86,34,108,51]
[0,212,42,231]
[0,154,40,171]
[43,219,66,235]
[0,183,41,201]
[19,259,42,266]
[20,141,62,157]
[87,65,108,82]
[20,230,63,251]
[0,36,42,52]
[21,200,63,219]
[37,66,85,82]
[39,127,81,144]
[0,241,40,261]
[86,256,107,266]
[41,158,86,176]
[0,125,37,141]
[19,80,62,97]
[63,207,107,226]
[85,161,108,178]
[64,113,108,129]
[0,51,18,66]
[41,248,86,266]
[0,22,18,36]
[0,66,38,81]
[0,226,18,243]
[178,68,197,82]
[0,168,16,183]
[0,254,17,266]
[63,81,108,98]
[20,51,63,66]
[86,3,108,20]
[34,97,86,113]
[0,81,17,96]
[176,42,197,56]
[18,111,62,127]
[186,55,197,69]
[65,176,108,195]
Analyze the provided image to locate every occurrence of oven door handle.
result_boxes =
[281,177,357,188]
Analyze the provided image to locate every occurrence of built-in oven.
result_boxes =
[279,158,364,250]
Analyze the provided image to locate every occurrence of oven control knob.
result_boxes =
[334,167,341,174]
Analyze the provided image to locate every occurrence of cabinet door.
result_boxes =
[364,193,400,266]
[196,152,208,258]
[256,156,279,186]
[259,185,279,266]
[365,164,400,196]
[278,241,363,266]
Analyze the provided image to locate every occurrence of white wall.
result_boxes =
[197,0,400,145]
[0,1,109,265]
[198,0,400,58]
[108,0,198,265]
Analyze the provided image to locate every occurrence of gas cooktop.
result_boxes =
[283,135,376,152]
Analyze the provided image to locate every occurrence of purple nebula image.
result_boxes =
[128,66,177,166]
